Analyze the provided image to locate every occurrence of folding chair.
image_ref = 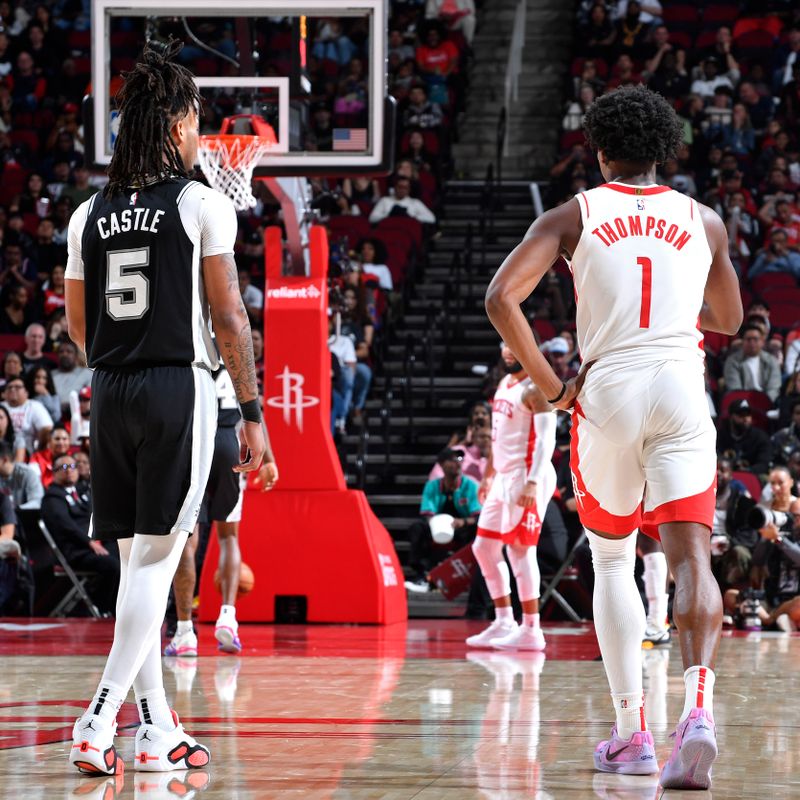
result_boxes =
[539,529,588,622]
[34,518,101,618]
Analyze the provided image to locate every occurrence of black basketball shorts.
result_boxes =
[198,425,246,525]
[90,365,217,538]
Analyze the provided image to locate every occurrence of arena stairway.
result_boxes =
[342,180,536,580]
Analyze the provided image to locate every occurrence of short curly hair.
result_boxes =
[583,85,683,165]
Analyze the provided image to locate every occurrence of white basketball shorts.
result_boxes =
[570,357,717,539]
[477,462,556,546]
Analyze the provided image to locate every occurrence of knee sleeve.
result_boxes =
[472,536,510,600]
[507,544,541,601]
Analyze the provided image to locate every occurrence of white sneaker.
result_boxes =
[465,618,518,648]
[134,710,210,772]
[214,621,242,654]
[490,625,546,651]
[69,714,123,776]
[133,768,211,799]
[404,578,431,593]
[163,629,198,658]
[642,624,671,646]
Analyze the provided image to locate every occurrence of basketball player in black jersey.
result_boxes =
[164,359,276,658]
[64,41,278,776]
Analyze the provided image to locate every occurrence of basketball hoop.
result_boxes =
[198,133,273,211]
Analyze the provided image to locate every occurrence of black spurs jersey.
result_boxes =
[214,364,242,428]
[65,178,237,370]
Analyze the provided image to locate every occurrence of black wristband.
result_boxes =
[240,399,263,423]
[547,381,567,404]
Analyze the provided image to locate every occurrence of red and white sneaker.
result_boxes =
[69,714,124,776]
[134,710,210,772]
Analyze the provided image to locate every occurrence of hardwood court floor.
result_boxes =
[1,619,798,799]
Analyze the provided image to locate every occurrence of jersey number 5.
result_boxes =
[106,247,150,320]
[635,256,652,328]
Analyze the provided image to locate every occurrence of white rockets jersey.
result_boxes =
[568,183,712,366]
[491,374,535,473]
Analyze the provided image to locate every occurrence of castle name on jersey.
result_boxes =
[591,216,691,250]
[96,208,165,240]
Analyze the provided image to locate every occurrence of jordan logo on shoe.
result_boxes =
[606,745,629,760]
[140,731,152,741]
[83,721,96,731]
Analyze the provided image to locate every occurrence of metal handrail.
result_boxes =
[503,0,527,158]
[354,408,369,490]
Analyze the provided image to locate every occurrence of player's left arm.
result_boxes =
[518,386,557,509]
[485,200,588,411]
[64,200,90,353]
[697,203,744,335]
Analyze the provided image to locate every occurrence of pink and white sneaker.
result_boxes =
[594,726,658,775]
[163,629,197,658]
[659,708,717,790]
[215,623,242,654]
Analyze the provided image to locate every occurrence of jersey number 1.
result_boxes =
[106,247,150,320]
[635,256,652,328]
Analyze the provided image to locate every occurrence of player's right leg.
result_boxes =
[214,520,242,653]
[164,531,199,657]
[639,533,671,646]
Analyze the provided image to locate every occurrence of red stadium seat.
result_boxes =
[0,335,24,353]
[532,320,556,342]
[732,471,762,501]
[560,130,585,151]
[734,30,776,48]
[663,5,699,25]
[22,213,40,236]
[668,31,693,50]
[759,287,800,307]
[703,331,731,357]
[9,129,39,155]
[375,217,423,253]
[767,303,800,331]
[694,30,719,49]
[67,30,90,51]
[751,272,797,295]
[703,5,739,25]
[0,164,28,207]
[326,215,371,247]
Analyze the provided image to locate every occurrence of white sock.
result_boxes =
[85,680,126,725]
[522,612,540,629]
[85,531,189,723]
[495,605,514,621]
[643,552,669,630]
[613,692,646,740]
[587,530,647,739]
[681,665,715,721]
[136,686,176,730]
[176,619,193,635]
[217,604,238,628]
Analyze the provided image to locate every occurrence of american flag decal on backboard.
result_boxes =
[333,128,367,151]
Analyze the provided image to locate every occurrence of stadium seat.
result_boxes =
[9,129,39,156]
[668,31,693,50]
[732,16,784,41]
[327,215,371,246]
[663,5,700,29]
[759,287,800,307]
[703,331,731,357]
[0,335,25,353]
[532,319,556,342]
[720,390,772,430]
[766,302,800,331]
[734,30,777,48]
[703,5,739,25]
[732,470,762,501]
[22,213,41,236]
[752,272,797,295]
[67,30,90,51]
[784,327,800,353]
[694,30,719,49]
[375,217,423,253]
[560,130,585,151]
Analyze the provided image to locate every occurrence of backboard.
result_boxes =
[87,0,394,177]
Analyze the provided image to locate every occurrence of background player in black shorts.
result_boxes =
[64,41,276,776]
[164,360,277,658]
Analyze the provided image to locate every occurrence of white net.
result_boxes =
[197,135,272,211]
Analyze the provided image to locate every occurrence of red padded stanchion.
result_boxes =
[199,225,407,624]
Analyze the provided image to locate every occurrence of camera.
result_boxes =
[747,505,790,530]
[736,587,765,631]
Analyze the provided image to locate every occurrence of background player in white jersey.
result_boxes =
[64,42,275,776]
[485,86,742,789]
[466,343,556,652]
[164,360,278,659]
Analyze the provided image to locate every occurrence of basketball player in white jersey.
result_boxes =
[485,86,742,789]
[467,343,556,651]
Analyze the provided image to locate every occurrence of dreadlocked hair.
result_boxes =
[105,39,201,196]
[583,84,683,166]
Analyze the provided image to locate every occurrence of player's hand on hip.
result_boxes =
[517,481,537,508]
[235,421,266,473]
[553,359,595,411]
[255,461,279,491]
